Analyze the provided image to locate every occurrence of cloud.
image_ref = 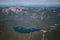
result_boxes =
[0,0,60,5]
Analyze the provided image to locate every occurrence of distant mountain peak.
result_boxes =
[1,7,29,15]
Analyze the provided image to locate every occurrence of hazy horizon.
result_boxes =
[0,0,60,6]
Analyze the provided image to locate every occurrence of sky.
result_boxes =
[0,0,60,6]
